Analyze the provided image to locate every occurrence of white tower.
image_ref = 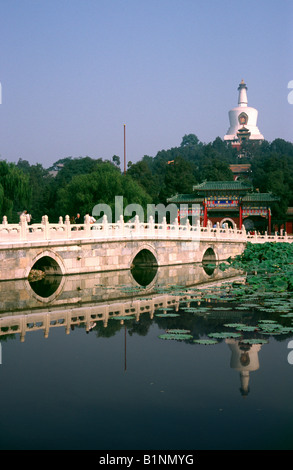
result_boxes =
[224,80,264,144]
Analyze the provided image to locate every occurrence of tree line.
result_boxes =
[0,134,292,223]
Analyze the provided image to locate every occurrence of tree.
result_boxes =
[17,159,54,222]
[112,155,121,168]
[0,161,31,222]
[55,162,152,221]
[126,160,161,202]
[158,156,198,202]
[180,134,200,148]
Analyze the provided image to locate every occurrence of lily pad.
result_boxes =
[236,325,258,332]
[208,332,242,339]
[158,333,193,341]
[155,313,180,318]
[193,339,219,345]
[166,329,191,334]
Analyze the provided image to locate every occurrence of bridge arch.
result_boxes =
[26,250,66,279]
[130,245,158,269]
[202,245,218,263]
[201,245,219,276]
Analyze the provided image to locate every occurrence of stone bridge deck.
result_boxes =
[0,215,292,281]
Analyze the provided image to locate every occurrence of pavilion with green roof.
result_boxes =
[167,180,279,233]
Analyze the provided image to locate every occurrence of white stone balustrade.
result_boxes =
[0,215,292,244]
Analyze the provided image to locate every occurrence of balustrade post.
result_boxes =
[59,216,63,225]
[173,218,179,237]
[134,215,140,235]
[42,215,50,240]
[207,220,212,236]
[196,220,201,238]
[185,219,190,238]
[118,215,124,237]
[65,215,71,238]
[102,215,109,237]
[19,214,28,241]
[162,217,167,237]
[148,215,155,237]
[84,214,91,237]
[2,216,7,226]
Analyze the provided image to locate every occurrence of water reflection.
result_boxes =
[0,263,292,400]
[227,339,261,396]
[29,275,63,299]
[130,266,158,287]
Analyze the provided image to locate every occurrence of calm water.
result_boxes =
[0,264,292,450]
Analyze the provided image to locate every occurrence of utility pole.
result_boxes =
[124,124,126,175]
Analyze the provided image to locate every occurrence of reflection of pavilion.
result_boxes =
[226,339,262,396]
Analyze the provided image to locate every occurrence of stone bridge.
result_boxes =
[0,214,292,281]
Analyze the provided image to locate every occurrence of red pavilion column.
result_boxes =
[239,204,243,229]
[268,208,271,235]
[203,200,208,227]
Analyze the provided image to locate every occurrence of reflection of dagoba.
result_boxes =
[224,80,264,149]
[226,339,262,396]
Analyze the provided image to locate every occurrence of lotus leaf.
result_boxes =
[155,314,180,317]
[158,333,193,340]
[236,325,258,332]
[208,332,242,339]
[166,329,191,334]
[193,339,219,345]
[240,339,269,345]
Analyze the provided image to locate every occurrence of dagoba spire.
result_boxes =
[238,79,248,107]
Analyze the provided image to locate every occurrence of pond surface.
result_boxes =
[0,263,292,450]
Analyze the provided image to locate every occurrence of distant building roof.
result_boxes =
[167,194,203,204]
[193,180,253,192]
[242,192,279,203]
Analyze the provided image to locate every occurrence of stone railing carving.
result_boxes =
[0,215,292,244]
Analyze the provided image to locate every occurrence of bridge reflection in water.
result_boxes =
[0,262,243,338]
[0,262,267,397]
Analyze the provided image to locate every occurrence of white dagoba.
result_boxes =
[224,80,264,143]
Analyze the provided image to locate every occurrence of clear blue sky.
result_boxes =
[0,0,292,168]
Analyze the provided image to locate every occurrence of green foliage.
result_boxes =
[250,139,293,220]
[0,160,31,222]
[55,161,152,220]
[17,159,54,223]
[220,242,293,292]
[2,134,293,224]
